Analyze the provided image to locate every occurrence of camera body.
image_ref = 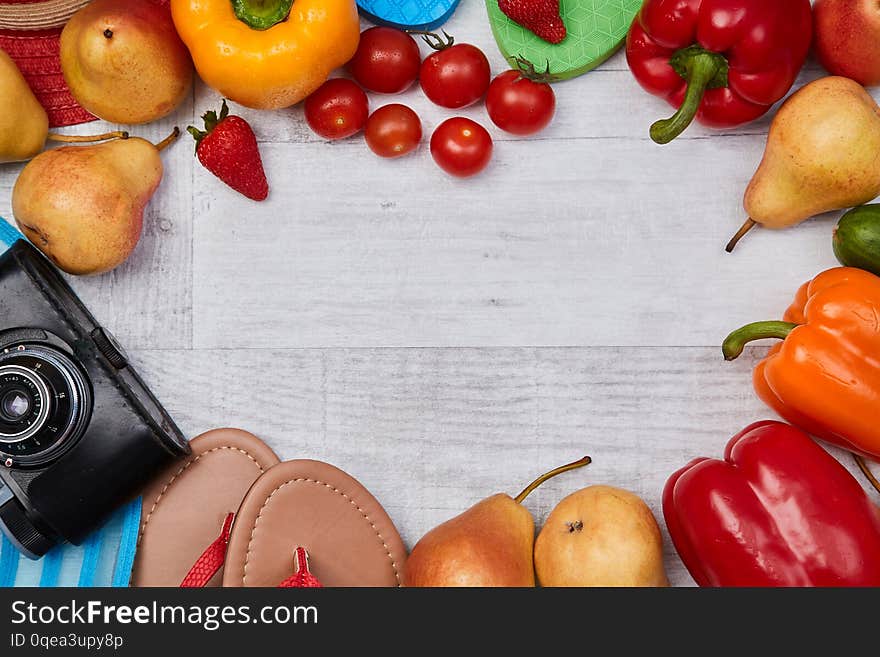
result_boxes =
[0,241,189,558]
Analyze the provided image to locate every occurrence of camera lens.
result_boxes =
[0,366,50,440]
[0,345,91,466]
[1,389,32,421]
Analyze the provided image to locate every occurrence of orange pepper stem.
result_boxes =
[854,455,880,496]
[514,456,591,504]
[722,321,799,361]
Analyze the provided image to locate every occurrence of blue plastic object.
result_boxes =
[358,0,461,31]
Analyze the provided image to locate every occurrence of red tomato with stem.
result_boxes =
[304,78,369,140]
[348,27,421,94]
[486,63,556,136]
[430,117,493,178]
[365,104,422,159]
[417,31,491,109]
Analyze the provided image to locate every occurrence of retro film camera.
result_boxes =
[0,241,189,558]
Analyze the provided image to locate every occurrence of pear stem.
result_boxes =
[46,130,129,143]
[854,455,880,496]
[726,218,757,253]
[154,127,181,153]
[514,456,591,504]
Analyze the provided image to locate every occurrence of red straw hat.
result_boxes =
[0,0,95,127]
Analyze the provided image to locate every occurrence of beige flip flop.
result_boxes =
[222,460,407,587]
[131,428,281,587]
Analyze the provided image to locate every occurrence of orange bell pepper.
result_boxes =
[723,267,880,461]
[170,0,360,110]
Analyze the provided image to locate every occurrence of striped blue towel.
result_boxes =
[0,219,141,587]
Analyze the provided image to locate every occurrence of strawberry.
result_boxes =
[498,0,567,45]
[188,100,268,201]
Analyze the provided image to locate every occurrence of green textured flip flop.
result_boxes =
[485,0,643,80]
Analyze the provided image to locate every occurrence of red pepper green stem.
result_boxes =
[232,0,292,30]
[651,47,729,145]
[722,321,799,361]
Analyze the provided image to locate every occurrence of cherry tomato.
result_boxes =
[348,27,422,94]
[304,78,369,140]
[486,69,556,136]
[419,32,491,109]
[430,117,493,178]
[365,104,422,159]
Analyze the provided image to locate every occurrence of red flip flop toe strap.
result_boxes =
[180,519,323,588]
[278,547,323,588]
[180,513,235,588]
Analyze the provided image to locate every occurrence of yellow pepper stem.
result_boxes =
[232,0,292,30]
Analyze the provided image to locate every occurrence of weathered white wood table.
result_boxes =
[1,2,876,586]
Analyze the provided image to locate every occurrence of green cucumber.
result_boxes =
[833,204,880,276]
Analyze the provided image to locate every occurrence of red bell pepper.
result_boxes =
[664,421,880,587]
[626,0,813,144]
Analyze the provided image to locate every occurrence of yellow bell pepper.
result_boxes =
[170,0,360,110]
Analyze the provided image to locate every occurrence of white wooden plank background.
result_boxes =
[1,0,878,586]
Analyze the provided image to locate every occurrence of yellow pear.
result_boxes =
[404,457,591,587]
[0,49,48,163]
[60,0,193,124]
[728,76,880,251]
[534,485,669,587]
[12,129,179,275]
[1,49,129,162]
